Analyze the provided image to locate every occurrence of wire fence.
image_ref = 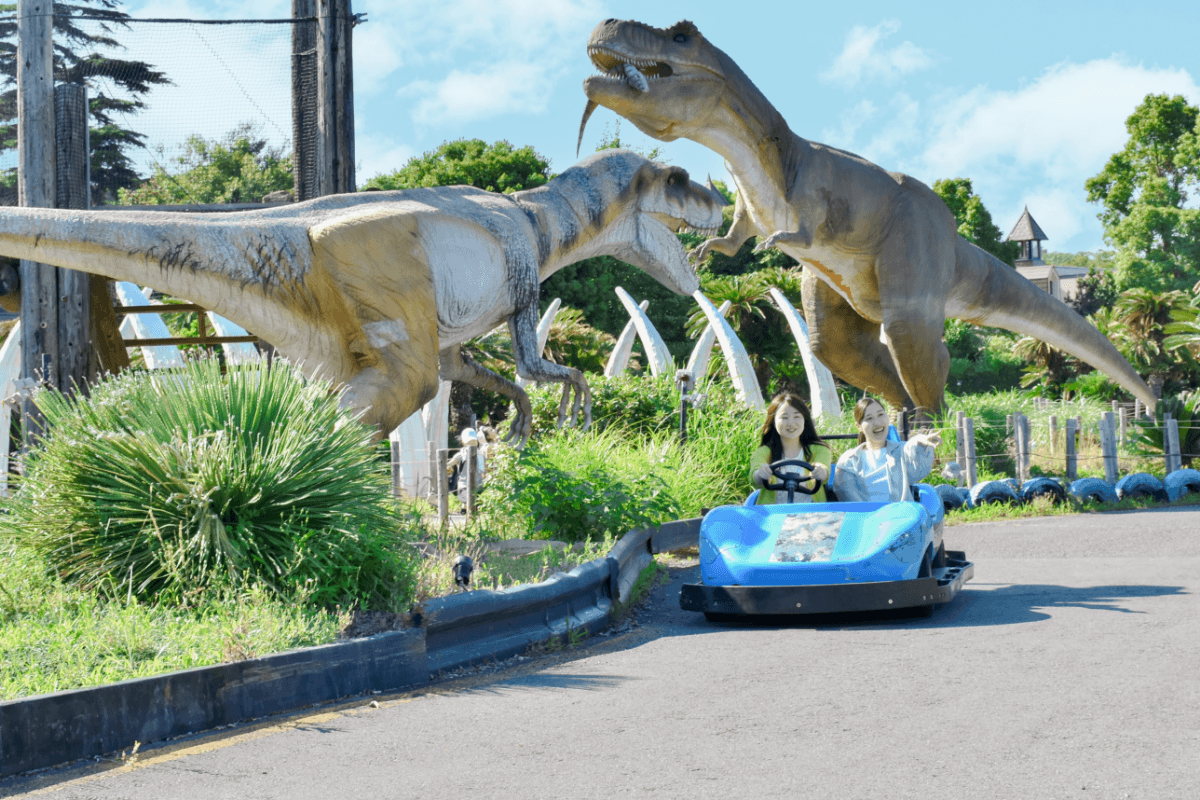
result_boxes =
[0,13,318,206]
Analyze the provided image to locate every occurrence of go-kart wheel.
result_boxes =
[932,541,947,569]
[762,459,823,503]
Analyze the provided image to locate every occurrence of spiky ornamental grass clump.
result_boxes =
[3,358,418,611]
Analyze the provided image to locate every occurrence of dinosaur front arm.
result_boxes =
[509,302,593,430]
[689,193,756,263]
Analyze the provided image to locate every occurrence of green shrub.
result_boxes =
[3,358,419,610]
[477,427,681,542]
[528,373,682,437]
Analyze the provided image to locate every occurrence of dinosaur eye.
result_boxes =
[674,34,687,43]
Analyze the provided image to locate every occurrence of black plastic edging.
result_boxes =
[607,528,653,604]
[422,559,612,675]
[0,628,425,778]
[651,518,702,554]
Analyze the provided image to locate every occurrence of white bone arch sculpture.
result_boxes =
[685,298,731,386]
[691,290,764,410]
[767,288,841,420]
[615,286,672,377]
[604,298,649,377]
[390,380,451,498]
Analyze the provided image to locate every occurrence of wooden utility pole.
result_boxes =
[18,0,57,438]
[316,0,355,196]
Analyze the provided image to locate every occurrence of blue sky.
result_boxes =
[117,0,1200,253]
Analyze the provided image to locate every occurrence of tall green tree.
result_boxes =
[0,1,170,205]
[117,123,291,205]
[1085,93,1200,292]
[362,138,550,194]
[932,177,1020,266]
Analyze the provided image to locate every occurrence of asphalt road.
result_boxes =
[5,508,1199,800]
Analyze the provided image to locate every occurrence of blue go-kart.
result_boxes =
[679,458,973,621]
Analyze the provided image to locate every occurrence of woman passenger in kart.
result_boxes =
[833,397,942,503]
[750,392,831,503]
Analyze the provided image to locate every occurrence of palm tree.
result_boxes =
[1014,336,1077,395]
[541,307,616,374]
[1113,288,1189,397]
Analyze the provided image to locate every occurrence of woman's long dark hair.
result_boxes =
[759,393,824,461]
[853,396,888,445]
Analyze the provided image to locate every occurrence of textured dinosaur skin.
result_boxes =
[580,19,1156,413]
[0,150,721,442]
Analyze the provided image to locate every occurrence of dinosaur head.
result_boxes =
[534,149,721,295]
[579,19,728,151]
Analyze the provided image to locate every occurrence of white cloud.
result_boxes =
[355,134,418,182]
[821,20,934,88]
[820,99,877,148]
[916,59,1200,185]
[860,92,921,163]
[404,61,555,126]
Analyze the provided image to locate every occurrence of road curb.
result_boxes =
[1,518,702,777]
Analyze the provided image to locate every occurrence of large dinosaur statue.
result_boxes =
[579,19,1157,413]
[0,149,721,442]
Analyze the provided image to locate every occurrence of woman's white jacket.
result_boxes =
[833,438,935,503]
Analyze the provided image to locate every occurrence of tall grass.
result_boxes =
[3,358,420,610]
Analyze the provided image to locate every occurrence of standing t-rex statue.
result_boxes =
[579,19,1157,413]
[0,149,721,443]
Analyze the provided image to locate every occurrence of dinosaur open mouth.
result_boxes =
[586,47,675,93]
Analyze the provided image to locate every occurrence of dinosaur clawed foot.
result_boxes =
[555,378,593,432]
[503,392,534,449]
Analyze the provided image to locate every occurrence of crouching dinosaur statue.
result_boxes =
[0,149,722,443]
[579,19,1156,413]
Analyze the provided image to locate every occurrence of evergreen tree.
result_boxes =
[0,1,169,205]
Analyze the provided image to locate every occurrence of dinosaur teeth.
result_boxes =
[622,62,649,93]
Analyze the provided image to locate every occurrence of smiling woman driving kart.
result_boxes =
[750,392,831,504]
[833,397,942,503]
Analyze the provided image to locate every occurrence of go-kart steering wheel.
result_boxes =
[762,458,823,503]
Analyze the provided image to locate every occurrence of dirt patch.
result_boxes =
[338,610,411,639]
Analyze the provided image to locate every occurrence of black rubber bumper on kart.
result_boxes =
[680,552,974,617]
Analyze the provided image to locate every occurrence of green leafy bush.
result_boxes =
[528,373,683,437]
[478,428,681,542]
[3,359,419,610]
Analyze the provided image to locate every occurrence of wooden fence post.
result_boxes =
[1017,413,1031,484]
[1100,411,1118,484]
[1165,418,1181,475]
[436,448,450,525]
[964,417,978,487]
[1118,406,1127,446]
[1065,417,1077,482]
[955,410,966,487]
[390,435,401,497]
[1050,414,1058,457]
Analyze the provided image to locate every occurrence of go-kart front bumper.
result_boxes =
[680,552,973,617]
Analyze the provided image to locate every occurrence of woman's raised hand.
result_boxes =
[913,431,943,449]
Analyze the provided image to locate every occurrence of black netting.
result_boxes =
[0,14,322,206]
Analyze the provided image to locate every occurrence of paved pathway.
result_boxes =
[5,509,1199,799]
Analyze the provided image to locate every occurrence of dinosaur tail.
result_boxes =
[0,206,313,326]
[948,236,1156,408]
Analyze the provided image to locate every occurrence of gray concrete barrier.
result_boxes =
[0,629,426,777]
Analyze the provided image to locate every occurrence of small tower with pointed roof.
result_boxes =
[1007,206,1047,266]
